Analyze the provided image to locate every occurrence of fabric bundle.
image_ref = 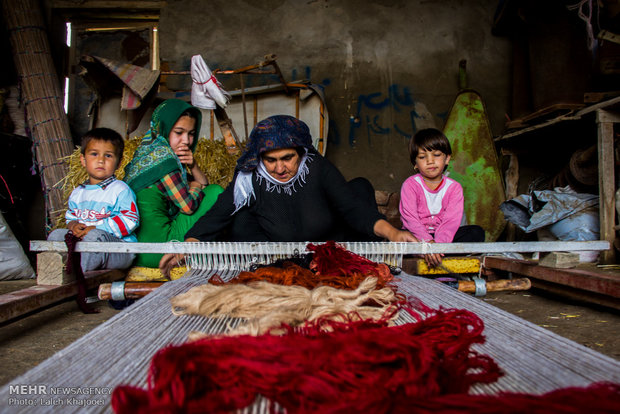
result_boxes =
[172,276,401,337]
[112,306,503,413]
[190,54,230,110]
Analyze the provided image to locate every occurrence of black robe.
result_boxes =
[185,155,384,242]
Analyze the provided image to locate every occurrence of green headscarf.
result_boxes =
[124,99,202,193]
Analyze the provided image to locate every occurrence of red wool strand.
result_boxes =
[307,240,393,282]
[211,261,393,290]
[112,305,502,414]
[210,241,394,290]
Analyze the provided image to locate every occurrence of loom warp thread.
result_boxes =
[172,276,401,337]
[112,305,504,414]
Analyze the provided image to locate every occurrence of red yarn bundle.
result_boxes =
[210,241,394,290]
[307,240,393,283]
[112,305,502,413]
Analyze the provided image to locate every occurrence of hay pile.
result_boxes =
[54,137,241,229]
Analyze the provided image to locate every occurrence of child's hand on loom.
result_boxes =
[423,240,443,267]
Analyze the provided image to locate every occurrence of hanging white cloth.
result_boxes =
[190,54,231,109]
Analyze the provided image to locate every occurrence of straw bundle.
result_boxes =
[54,137,240,229]
[2,0,74,229]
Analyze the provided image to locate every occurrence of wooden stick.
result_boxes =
[456,278,531,293]
[98,282,164,300]
[30,240,612,255]
[213,106,240,154]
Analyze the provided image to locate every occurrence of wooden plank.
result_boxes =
[29,240,611,255]
[538,252,580,269]
[496,115,581,141]
[483,256,620,298]
[530,279,620,311]
[598,30,620,45]
[496,95,620,141]
[584,90,620,104]
[51,1,165,9]
[518,103,584,124]
[574,95,620,117]
[597,109,617,264]
[0,269,125,324]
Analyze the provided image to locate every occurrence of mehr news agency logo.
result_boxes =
[8,384,112,407]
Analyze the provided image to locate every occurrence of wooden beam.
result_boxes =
[530,279,620,311]
[0,269,125,324]
[52,1,166,10]
[29,240,612,255]
[495,95,620,141]
[597,109,617,264]
[483,256,620,298]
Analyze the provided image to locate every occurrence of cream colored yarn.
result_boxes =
[170,276,399,337]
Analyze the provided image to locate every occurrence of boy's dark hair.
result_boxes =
[409,128,452,165]
[80,127,125,160]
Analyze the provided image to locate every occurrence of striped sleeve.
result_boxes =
[99,186,140,239]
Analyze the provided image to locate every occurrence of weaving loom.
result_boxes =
[3,240,618,413]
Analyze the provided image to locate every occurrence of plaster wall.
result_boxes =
[163,0,511,192]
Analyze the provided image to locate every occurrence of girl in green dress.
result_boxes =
[124,99,223,267]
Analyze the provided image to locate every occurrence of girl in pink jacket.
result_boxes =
[399,128,484,266]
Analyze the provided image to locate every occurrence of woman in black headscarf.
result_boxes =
[160,115,416,274]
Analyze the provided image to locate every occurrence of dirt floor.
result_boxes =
[0,277,619,388]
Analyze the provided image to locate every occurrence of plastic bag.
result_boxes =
[0,211,35,279]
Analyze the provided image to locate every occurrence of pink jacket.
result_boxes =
[399,174,464,243]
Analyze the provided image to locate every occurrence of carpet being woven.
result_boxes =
[1,269,619,413]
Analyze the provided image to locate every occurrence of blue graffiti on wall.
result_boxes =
[348,84,429,146]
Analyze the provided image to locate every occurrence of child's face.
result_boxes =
[80,139,120,185]
[169,115,196,157]
[415,148,450,181]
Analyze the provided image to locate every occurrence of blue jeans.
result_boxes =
[47,229,135,272]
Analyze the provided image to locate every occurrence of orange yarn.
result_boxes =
[211,260,392,290]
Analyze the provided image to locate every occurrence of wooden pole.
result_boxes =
[2,0,74,230]
[456,278,531,293]
[596,109,618,264]
[98,282,164,300]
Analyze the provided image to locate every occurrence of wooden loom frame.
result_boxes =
[0,268,619,413]
[0,240,612,325]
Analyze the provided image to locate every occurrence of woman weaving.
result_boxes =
[124,99,223,268]
[160,114,417,275]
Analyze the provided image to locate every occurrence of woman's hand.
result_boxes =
[159,253,185,279]
[373,219,444,266]
[373,219,419,242]
[159,237,200,278]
